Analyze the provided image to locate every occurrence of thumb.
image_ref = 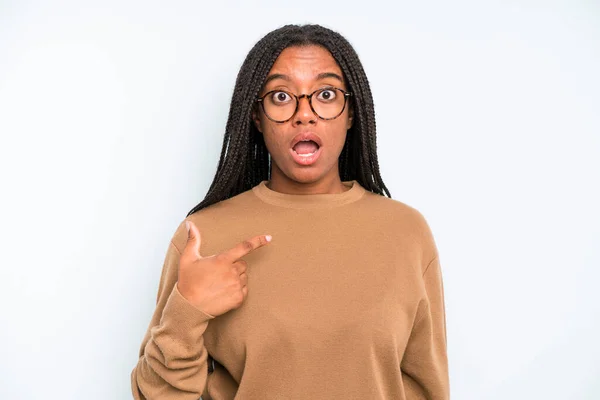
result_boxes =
[185,220,202,257]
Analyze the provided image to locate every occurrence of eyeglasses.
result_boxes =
[256,86,352,123]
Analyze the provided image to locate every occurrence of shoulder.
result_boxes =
[170,188,260,251]
[362,190,431,229]
[361,191,439,264]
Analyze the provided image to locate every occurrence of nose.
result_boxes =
[292,95,317,125]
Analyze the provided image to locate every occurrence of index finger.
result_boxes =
[222,234,272,261]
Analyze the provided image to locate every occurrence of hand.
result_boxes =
[176,220,272,317]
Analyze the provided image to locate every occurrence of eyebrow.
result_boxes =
[263,72,345,87]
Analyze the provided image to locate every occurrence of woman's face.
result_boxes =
[253,45,353,186]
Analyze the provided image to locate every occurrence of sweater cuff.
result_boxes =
[159,285,215,339]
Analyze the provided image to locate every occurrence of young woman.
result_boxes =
[131,24,449,400]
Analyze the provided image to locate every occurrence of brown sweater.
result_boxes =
[131,180,449,399]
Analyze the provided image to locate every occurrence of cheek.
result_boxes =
[326,120,350,150]
[262,127,287,156]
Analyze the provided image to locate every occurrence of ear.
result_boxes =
[346,105,354,130]
[252,107,263,133]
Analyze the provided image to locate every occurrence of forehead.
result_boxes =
[267,45,342,79]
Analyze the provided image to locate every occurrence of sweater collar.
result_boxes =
[252,180,366,209]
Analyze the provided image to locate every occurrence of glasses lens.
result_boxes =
[262,88,347,122]
[311,88,346,119]
[262,90,297,122]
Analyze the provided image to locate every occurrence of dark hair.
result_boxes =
[187,24,390,217]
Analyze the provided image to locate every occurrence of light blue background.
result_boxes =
[1,0,599,398]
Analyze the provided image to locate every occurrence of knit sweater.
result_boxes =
[131,180,449,399]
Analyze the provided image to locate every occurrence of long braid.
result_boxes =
[187,24,391,216]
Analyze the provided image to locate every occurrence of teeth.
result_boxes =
[297,152,315,157]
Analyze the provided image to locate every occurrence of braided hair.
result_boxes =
[187,24,391,216]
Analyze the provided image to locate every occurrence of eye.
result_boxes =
[316,88,337,102]
[270,91,292,104]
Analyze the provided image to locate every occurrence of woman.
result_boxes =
[131,24,449,399]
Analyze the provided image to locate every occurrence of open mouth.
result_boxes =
[289,139,322,166]
[292,140,320,157]
[289,133,323,166]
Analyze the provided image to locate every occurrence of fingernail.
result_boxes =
[185,221,190,232]
[266,235,272,242]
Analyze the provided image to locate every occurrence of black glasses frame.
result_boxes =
[256,86,352,123]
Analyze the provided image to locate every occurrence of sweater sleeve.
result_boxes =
[401,255,450,399]
[131,239,215,400]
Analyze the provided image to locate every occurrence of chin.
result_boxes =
[284,166,331,184]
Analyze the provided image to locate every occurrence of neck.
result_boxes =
[267,167,349,195]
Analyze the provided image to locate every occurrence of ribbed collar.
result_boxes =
[252,180,366,209]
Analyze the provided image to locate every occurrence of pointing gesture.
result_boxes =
[177,220,272,317]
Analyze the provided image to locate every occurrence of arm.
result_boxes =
[131,239,215,400]
[401,255,450,400]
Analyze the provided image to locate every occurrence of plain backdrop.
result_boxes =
[1,0,599,399]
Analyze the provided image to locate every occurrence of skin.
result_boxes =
[178,221,271,316]
[252,45,354,195]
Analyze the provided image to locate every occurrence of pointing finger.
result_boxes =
[223,234,272,261]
